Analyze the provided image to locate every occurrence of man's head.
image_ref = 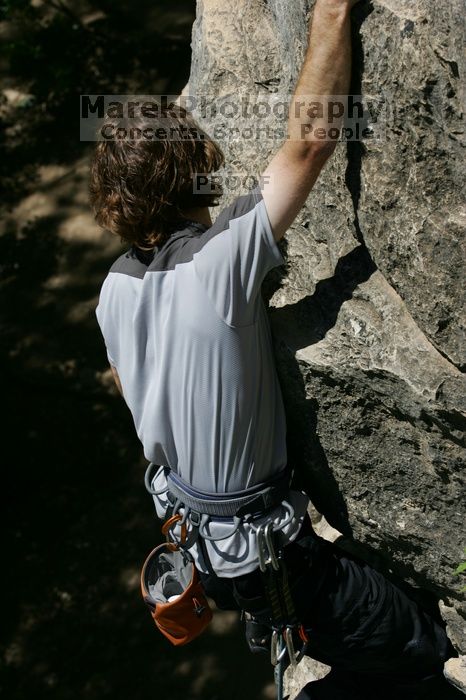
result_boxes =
[89,103,224,250]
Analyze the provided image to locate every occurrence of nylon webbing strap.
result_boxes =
[166,468,291,519]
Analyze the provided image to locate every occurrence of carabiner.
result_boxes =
[273,632,287,700]
[257,523,280,572]
[270,629,288,667]
[270,628,278,666]
[264,522,280,571]
[284,626,297,668]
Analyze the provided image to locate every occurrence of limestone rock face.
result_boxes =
[188,0,466,666]
[444,656,466,695]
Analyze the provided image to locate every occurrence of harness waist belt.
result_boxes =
[166,468,292,519]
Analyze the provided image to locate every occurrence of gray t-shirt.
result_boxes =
[96,185,309,576]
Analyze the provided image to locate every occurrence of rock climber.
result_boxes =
[91,0,461,697]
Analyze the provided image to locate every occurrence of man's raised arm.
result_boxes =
[261,0,360,241]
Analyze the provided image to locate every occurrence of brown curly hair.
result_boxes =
[89,102,225,250]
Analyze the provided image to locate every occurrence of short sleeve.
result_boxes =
[192,185,285,327]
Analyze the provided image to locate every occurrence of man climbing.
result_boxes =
[91,0,460,697]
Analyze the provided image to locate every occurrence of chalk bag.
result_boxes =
[140,541,213,646]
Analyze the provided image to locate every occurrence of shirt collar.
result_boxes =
[132,220,209,266]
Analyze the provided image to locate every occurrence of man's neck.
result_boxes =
[180,207,212,229]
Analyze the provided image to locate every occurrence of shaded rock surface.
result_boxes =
[188,0,466,685]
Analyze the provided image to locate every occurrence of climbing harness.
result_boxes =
[143,462,308,697]
[146,461,294,518]
[144,462,296,555]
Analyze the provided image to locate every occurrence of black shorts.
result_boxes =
[199,517,460,700]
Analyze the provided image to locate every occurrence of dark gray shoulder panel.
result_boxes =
[109,250,147,279]
[148,234,201,273]
[147,187,262,273]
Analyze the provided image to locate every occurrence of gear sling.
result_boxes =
[140,462,309,698]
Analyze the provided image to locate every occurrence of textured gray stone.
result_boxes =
[444,656,466,695]
[285,657,331,700]
[188,0,466,683]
